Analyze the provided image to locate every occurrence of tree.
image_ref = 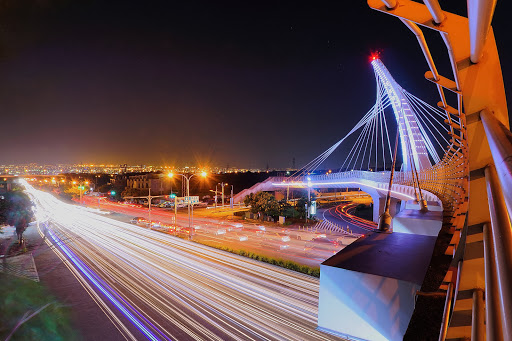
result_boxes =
[97,183,113,194]
[279,199,300,218]
[244,192,281,219]
[243,193,254,208]
[121,188,146,198]
[295,197,308,219]
[0,191,34,244]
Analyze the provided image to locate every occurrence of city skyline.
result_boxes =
[0,162,290,176]
[1,1,510,169]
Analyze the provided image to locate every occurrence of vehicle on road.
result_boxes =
[214,229,226,235]
[148,221,162,228]
[130,217,148,226]
[260,240,290,251]
[266,232,291,242]
[304,236,340,256]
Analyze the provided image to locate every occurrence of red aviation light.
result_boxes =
[369,51,381,62]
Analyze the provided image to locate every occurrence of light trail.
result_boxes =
[24,181,343,341]
[335,204,377,230]
[45,228,166,341]
[322,204,376,235]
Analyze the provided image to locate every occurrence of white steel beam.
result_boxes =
[468,0,497,63]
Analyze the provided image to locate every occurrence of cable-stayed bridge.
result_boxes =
[235,57,446,221]
[236,1,511,340]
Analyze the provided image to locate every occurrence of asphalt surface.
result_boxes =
[21,224,126,340]
[321,204,377,236]
[25,183,345,340]
[81,196,351,267]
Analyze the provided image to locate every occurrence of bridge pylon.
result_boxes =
[371,58,431,173]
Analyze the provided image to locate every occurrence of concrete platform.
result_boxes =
[404,200,443,211]
[392,208,443,236]
[0,253,40,282]
[318,232,437,341]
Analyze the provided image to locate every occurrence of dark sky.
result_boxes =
[0,1,510,169]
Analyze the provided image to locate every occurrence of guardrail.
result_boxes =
[481,110,512,341]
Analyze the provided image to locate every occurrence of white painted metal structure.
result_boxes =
[371,58,432,172]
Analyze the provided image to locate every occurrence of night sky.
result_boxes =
[1,1,510,169]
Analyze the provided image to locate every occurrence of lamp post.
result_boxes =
[218,182,229,208]
[215,184,218,210]
[221,182,225,208]
[94,174,100,192]
[230,184,234,209]
[122,188,167,227]
[148,188,152,223]
[74,180,88,205]
[168,171,207,237]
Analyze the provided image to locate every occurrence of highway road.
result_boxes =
[80,196,351,267]
[24,182,343,341]
[322,203,377,235]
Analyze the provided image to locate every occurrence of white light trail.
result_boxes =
[23,181,341,341]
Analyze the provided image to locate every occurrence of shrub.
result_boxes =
[199,242,320,278]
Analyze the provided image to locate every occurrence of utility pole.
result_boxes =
[123,187,169,225]
[174,194,177,225]
[219,182,226,208]
[148,188,152,223]
[79,184,83,205]
[218,183,233,208]
[215,184,218,210]
[168,171,207,238]
[230,185,234,209]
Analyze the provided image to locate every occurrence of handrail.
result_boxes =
[438,282,454,341]
[484,164,512,341]
[480,109,512,216]
[468,0,498,63]
[472,289,485,341]
[483,223,504,341]
[423,0,446,24]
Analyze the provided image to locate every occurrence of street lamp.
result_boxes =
[221,183,234,209]
[76,181,87,205]
[215,183,218,210]
[218,182,229,208]
[230,184,234,209]
[168,171,207,237]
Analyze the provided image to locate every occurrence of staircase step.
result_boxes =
[445,245,455,256]
[445,309,472,339]
[452,298,473,311]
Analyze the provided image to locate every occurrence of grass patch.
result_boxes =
[0,274,78,340]
[200,242,320,277]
